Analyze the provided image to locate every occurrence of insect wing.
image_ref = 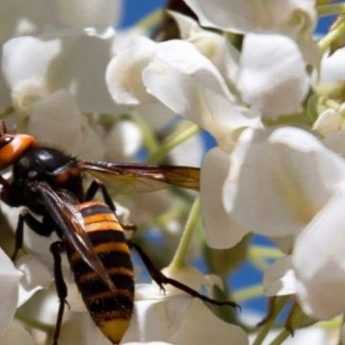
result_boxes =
[35,182,115,291]
[79,161,200,194]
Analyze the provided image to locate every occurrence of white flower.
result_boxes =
[106,35,175,130]
[237,34,310,118]
[3,30,117,114]
[313,109,344,138]
[200,147,248,249]
[320,47,345,85]
[104,120,143,160]
[200,127,345,249]
[169,132,204,167]
[2,320,36,345]
[0,247,51,337]
[107,36,260,150]
[263,256,297,297]
[168,11,239,81]
[183,0,319,67]
[16,254,53,307]
[0,0,122,40]
[224,127,345,237]
[182,0,316,36]
[2,31,144,160]
[0,0,122,105]
[292,191,345,319]
[0,247,22,336]
[108,31,311,149]
[18,90,105,159]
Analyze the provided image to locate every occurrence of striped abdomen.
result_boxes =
[66,201,134,344]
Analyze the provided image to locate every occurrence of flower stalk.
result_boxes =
[169,197,200,270]
[318,3,345,17]
[252,298,290,345]
[319,17,345,53]
[149,122,200,163]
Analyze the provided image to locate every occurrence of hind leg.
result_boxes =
[129,241,239,309]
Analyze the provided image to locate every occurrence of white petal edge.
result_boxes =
[201,147,249,248]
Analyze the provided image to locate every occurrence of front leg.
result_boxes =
[129,242,239,309]
[50,241,68,345]
[12,210,53,261]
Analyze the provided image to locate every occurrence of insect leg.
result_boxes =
[129,242,239,309]
[85,180,116,212]
[85,180,137,233]
[12,210,53,261]
[50,241,68,345]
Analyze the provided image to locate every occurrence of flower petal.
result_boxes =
[320,47,345,84]
[0,247,22,335]
[2,320,35,345]
[16,254,52,307]
[0,0,121,39]
[183,0,316,35]
[238,34,310,118]
[142,40,259,149]
[293,191,345,319]
[3,31,116,113]
[106,36,157,106]
[263,256,297,296]
[169,299,248,345]
[224,127,345,237]
[2,36,60,112]
[55,0,122,30]
[201,148,249,248]
[104,120,143,160]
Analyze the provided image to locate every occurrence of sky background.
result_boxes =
[121,0,166,27]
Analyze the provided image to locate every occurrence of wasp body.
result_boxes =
[0,125,236,345]
[67,201,134,344]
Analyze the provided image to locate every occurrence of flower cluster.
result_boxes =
[0,0,345,345]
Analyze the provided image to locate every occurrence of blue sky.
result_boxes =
[121,0,166,27]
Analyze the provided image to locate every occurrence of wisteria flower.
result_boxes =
[3,30,117,114]
[292,191,345,319]
[182,0,316,35]
[0,247,52,337]
[0,0,122,105]
[1,32,143,160]
[167,11,239,80]
[201,126,345,248]
[107,36,260,150]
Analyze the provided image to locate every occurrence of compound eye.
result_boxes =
[0,136,13,149]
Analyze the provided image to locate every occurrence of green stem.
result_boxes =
[233,285,264,302]
[136,9,163,31]
[149,123,200,163]
[154,202,188,229]
[131,114,160,154]
[253,320,276,345]
[252,298,288,345]
[318,3,345,16]
[249,246,284,259]
[268,329,290,345]
[263,113,311,127]
[319,18,345,53]
[169,198,200,270]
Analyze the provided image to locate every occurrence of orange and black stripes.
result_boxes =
[66,201,134,344]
